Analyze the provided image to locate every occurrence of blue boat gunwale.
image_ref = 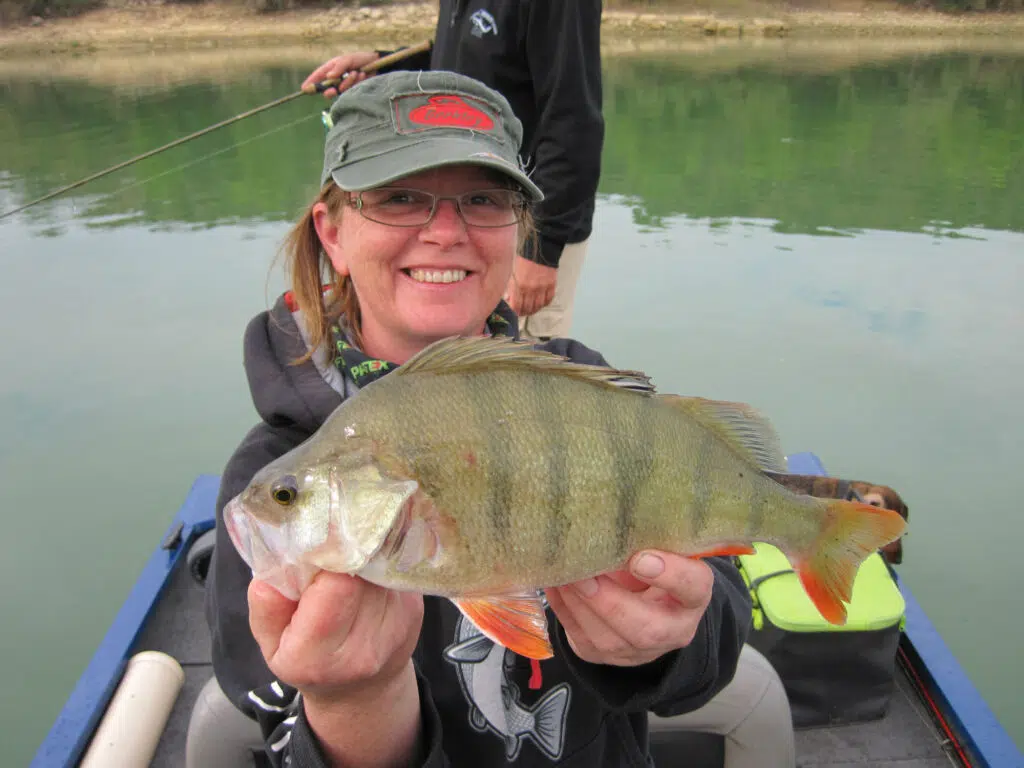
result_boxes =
[30,473,219,768]
[31,456,1022,767]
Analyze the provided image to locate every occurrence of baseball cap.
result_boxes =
[320,70,543,202]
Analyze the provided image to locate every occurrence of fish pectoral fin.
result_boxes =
[395,517,440,573]
[657,395,787,473]
[453,592,553,660]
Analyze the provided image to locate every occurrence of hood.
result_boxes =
[242,293,351,436]
[240,293,601,438]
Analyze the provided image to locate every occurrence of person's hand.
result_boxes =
[302,51,381,99]
[546,550,714,667]
[505,254,558,317]
[248,570,423,704]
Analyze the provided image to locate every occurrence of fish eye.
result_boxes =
[271,475,298,505]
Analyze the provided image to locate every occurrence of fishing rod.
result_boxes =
[0,39,433,221]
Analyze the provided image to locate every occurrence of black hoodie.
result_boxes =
[377,0,605,269]
[205,296,752,767]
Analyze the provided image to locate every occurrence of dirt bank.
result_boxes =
[2,0,1023,58]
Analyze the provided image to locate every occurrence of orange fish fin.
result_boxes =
[656,395,787,473]
[793,500,907,625]
[692,544,757,558]
[453,592,554,660]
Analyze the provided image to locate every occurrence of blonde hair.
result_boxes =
[281,179,536,364]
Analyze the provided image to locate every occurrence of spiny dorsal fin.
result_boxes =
[659,395,787,473]
[398,336,655,395]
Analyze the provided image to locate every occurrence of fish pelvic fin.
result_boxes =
[795,500,907,625]
[453,592,553,660]
[657,395,787,473]
[397,336,655,395]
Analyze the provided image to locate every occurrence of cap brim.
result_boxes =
[329,137,544,202]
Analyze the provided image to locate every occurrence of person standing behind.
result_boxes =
[303,0,604,341]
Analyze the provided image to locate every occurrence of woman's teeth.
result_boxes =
[408,269,468,284]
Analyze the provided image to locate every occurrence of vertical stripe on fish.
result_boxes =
[534,374,570,567]
[689,428,716,540]
[606,393,657,562]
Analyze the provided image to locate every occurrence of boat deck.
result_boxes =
[137,551,959,767]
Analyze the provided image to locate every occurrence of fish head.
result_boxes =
[223,437,418,598]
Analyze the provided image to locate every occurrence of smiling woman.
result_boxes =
[202,68,792,768]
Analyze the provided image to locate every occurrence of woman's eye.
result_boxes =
[365,190,424,207]
[465,192,501,207]
[381,192,417,205]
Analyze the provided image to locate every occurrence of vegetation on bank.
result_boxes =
[4,53,1022,234]
[3,0,1022,28]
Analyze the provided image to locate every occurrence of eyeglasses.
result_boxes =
[350,187,527,228]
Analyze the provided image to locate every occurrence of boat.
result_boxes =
[30,452,1023,767]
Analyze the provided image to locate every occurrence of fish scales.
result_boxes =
[344,367,811,593]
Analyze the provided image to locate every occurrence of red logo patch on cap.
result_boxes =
[394,93,502,137]
[409,95,494,129]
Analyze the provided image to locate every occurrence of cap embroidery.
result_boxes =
[394,93,500,136]
[409,96,494,129]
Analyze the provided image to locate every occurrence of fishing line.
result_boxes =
[84,112,317,213]
[0,39,432,221]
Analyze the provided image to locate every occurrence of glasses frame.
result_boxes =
[349,187,528,229]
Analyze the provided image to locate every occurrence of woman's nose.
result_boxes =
[420,198,468,244]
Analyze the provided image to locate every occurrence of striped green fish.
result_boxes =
[225,336,906,660]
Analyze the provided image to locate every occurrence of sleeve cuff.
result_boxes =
[290,672,449,768]
[523,232,566,268]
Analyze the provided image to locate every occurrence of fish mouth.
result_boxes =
[223,496,254,566]
[223,496,316,601]
[224,496,280,574]
[401,268,471,285]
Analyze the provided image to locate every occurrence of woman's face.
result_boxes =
[313,166,520,363]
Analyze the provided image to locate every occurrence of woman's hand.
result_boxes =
[249,570,423,701]
[248,571,425,766]
[302,51,381,99]
[546,550,714,667]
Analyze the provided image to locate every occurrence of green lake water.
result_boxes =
[1,40,1022,764]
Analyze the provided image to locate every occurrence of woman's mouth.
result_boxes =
[404,268,469,285]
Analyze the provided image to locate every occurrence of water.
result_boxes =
[2,40,1022,763]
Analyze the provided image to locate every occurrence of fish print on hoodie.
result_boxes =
[444,604,571,761]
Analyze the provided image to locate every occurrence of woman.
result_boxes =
[204,70,792,768]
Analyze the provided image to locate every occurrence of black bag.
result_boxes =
[736,544,905,728]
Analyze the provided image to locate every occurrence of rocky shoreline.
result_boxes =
[2,1,1024,58]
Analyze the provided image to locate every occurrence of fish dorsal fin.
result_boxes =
[659,395,787,473]
[398,336,655,395]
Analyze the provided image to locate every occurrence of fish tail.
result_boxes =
[791,500,906,625]
[527,686,570,759]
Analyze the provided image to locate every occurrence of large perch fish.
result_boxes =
[225,337,906,660]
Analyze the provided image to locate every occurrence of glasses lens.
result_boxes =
[356,188,526,227]
[358,188,435,226]
[458,189,524,228]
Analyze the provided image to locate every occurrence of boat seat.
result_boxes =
[186,675,264,768]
